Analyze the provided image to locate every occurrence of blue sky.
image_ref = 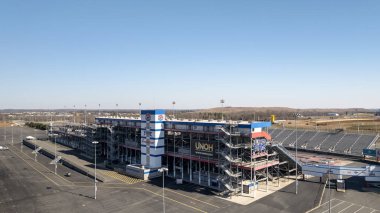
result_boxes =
[0,0,379,109]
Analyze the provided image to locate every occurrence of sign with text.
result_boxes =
[363,149,376,157]
[191,141,215,157]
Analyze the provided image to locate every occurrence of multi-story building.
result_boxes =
[52,110,289,196]
[56,109,291,195]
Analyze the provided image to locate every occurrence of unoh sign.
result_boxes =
[192,142,214,157]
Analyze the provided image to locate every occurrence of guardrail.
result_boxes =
[22,139,105,182]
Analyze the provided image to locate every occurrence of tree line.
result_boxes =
[25,122,48,130]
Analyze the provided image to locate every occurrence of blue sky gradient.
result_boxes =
[0,0,379,109]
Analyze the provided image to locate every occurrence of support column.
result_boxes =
[174,134,176,178]
[266,153,269,192]
[208,160,210,187]
[181,134,184,180]
[125,148,128,164]
[198,160,201,185]
[190,133,192,182]
[277,164,280,187]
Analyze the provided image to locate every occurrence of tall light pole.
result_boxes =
[172,101,176,118]
[158,167,169,213]
[84,104,87,126]
[294,112,300,195]
[321,160,334,213]
[73,105,76,124]
[3,113,6,145]
[116,104,119,117]
[20,117,23,152]
[92,141,99,199]
[220,99,225,120]
[64,105,66,123]
[11,124,14,146]
[329,161,331,213]
[51,133,58,175]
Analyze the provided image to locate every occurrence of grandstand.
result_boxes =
[269,128,379,157]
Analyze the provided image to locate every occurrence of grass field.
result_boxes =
[274,117,380,134]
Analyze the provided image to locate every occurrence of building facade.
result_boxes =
[55,109,291,195]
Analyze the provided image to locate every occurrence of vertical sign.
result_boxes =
[141,110,165,168]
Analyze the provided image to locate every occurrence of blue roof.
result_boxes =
[141,109,166,115]
[251,122,272,128]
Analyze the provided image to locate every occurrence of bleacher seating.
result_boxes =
[334,134,359,154]
[269,128,378,157]
[350,134,377,156]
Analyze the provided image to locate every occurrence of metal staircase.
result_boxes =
[368,134,379,149]
[217,136,244,149]
[218,175,235,192]
[218,149,241,163]
[218,126,240,137]
[271,144,302,168]
[217,125,242,192]
[217,162,241,178]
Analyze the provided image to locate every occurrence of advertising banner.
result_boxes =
[363,149,377,157]
[191,141,215,157]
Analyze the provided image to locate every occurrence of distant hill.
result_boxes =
[176,107,375,121]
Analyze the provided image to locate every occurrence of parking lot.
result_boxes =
[310,198,380,213]
[0,126,340,213]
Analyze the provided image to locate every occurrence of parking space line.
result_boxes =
[137,187,207,213]
[13,146,73,185]
[321,201,345,213]
[165,188,220,209]
[353,206,365,213]
[320,198,338,207]
[338,203,354,213]
[8,147,60,186]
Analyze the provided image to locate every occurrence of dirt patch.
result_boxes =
[0,122,13,127]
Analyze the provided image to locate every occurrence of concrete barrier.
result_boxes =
[23,139,105,182]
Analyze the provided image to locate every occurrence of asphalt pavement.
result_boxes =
[0,126,337,213]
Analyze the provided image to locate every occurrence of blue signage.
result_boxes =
[363,149,376,157]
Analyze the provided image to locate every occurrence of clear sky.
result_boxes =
[0,0,379,110]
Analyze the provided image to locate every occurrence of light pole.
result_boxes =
[92,141,99,199]
[3,114,6,146]
[220,99,225,120]
[64,105,66,123]
[172,101,176,118]
[325,160,334,213]
[73,105,76,123]
[54,134,57,174]
[84,104,87,126]
[116,104,119,117]
[158,167,169,213]
[11,124,14,146]
[329,161,331,213]
[294,112,300,195]
[20,120,23,152]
